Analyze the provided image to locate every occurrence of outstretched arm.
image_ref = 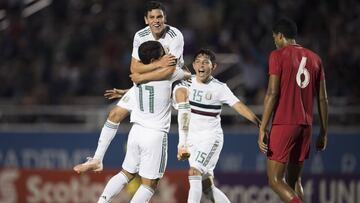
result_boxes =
[259,74,280,153]
[104,88,129,100]
[231,101,261,127]
[316,80,328,151]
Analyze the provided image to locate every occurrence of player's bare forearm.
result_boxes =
[130,55,177,74]
[232,102,261,127]
[260,75,280,131]
[130,66,176,84]
[260,92,278,130]
[317,80,328,135]
[130,57,158,74]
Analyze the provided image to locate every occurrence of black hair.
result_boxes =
[272,17,298,39]
[193,49,216,64]
[144,1,166,17]
[138,41,165,64]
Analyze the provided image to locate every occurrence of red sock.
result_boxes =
[290,197,303,203]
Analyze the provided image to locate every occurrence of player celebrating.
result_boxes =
[186,49,261,203]
[73,1,190,173]
[97,40,189,203]
[258,17,328,203]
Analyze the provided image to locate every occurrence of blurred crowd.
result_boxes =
[0,0,359,105]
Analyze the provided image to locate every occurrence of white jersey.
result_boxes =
[188,76,239,141]
[132,25,184,69]
[130,69,185,133]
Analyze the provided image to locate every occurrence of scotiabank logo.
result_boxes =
[26,175,104,202]
[0,169,19,203]
[0,169,184,203]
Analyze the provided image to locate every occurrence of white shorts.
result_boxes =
[116,86,135,111]
[122,124,168,179]
[188,137,223,178]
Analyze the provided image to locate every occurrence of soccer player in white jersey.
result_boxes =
[97,41,189,203]
[186,49,261,203]
[73,1,190,173]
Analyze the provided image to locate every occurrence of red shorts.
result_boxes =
[267,124,312,164]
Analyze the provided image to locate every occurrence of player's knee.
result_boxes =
[202,178,213,193]
[108,106,127,122]
[121,170,136,182]
[141,178,159,190]
[286,174,302,187]
[175,88,188,103]
[268,176,282,188]
[188,167,201,176]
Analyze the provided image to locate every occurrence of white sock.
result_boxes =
[130,184,154,203]
[97,171,129,203]
[188,176,202,203]
[204,186,230,203]
[177,102,190,147]
[94,119,119,161]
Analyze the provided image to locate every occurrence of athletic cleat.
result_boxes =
[73,157,103,174]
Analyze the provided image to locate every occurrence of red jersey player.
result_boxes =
[258,17,328,203]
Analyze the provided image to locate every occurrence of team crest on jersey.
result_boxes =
[122,95,129,103]
[163,46,170,54]
[205,92,212,100]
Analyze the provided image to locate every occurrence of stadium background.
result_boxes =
[0,0,359,202]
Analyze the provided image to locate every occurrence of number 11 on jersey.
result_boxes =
[138,84,154,113]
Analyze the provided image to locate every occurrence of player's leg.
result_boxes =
[97,169,136,203]
[188,167,203,203]
[130,177,159,203]
[74,88,134,173]
[286,125,311,201]
[174,86,191,159]
[98,124,140,202]
[131,126,167,202]
[187,138,223,203]
[202,176,230,203]
[267,125,303,203]
[73,106,129,173]
[267,159,301,203]
[287,163,304,200]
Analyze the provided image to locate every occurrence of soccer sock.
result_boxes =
[188,176,202,203]
[97,171,129,203]
[94,119,119,161]
[177,102,190,147]
[130,184,154,203]
[204,185,230,203]
[290,197,303,203]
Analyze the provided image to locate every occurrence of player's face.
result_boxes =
[193,54,216,83]
[145,9,166,38]
[272,32,284,49]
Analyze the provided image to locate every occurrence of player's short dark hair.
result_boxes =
[144,1,166,17]
[272,17,297,39]
[138,41,165,64]
[193,49,216,64]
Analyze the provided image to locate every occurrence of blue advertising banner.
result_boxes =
[215,172,360,203]
[0,131,359,174]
